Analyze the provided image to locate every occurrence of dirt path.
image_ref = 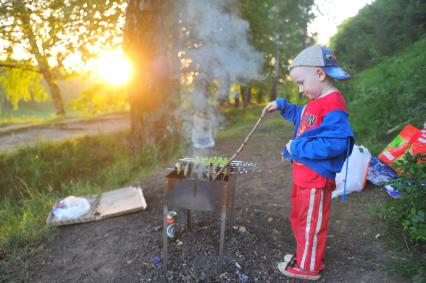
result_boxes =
[0,113,130,153]
[1,113,405,282]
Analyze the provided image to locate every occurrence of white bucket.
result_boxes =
[191,112,215,149]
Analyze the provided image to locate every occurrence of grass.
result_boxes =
[217,105,293,141]
[0,188,57,255]
[0,109,56,126]
[374,178,426,282]
[0,103,124,127]
[385,258,426,283]
[0,130,181,257]
[216,106,263,140]
[376,205,426,283]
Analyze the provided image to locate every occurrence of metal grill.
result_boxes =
[162,169,237,272]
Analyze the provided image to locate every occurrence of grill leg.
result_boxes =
[219,206,226,273]
[162,203,168,271]
[229,176,237,227]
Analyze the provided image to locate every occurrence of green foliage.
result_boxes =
[0,0,127,111]
[0,130,180,256]
[382,153,426,242]
[68,83,129,114]
[0,68,49,110]
[385,258,426,283]
[248,84,267,104]
[192,156,229,167]
[378,153,426,282]
[340,37,426,154]
[331,0,426,73]
[281,79,307,105]
[238,0,316,93]
[0,1,127,66]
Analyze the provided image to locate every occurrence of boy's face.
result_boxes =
[290,67,325,100]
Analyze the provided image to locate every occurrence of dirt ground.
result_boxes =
[1,113,406,282]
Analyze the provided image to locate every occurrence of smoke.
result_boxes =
[176,0,264,150]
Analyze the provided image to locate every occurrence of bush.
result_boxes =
[340,37,426,154]
[379,153,426,282]
[68,83,129,114]
[381,153,426,243]
[331,0,426,73]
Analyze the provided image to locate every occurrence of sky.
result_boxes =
[308,0,375,45]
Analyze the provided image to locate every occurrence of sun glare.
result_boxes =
[93,51,133,86]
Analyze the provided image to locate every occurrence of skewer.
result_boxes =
[213,110,266,181]
[173,157,256,180]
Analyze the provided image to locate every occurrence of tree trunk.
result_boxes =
[124,0,177,156]
[40,68,65,116]
[18,3,65,116]
[256,89,264,104]
[241,83,251,109]
[0,92,4,114]
[270,51,280,101]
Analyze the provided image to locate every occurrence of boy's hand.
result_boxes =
[263,101,278,114]
[286,140,293,154]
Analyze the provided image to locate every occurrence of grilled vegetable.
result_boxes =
[174,156,255,180]
[176,162,181,175]
[184,162,190,177]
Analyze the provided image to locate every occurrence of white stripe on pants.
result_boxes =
[300,188,316,269]
[310,190,324,271]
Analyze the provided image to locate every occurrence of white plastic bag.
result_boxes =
[333,145,371,199]
[51,196,91,220]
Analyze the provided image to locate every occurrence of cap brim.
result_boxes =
[322,67,351,80]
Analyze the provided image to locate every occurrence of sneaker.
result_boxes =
[277,254,295,273]
[283,254,294,262]
[279,264,321,281]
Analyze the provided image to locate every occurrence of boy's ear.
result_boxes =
[316,68,327,81]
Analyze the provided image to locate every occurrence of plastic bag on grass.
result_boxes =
[367,156,398,185]
[52,196,91,220]
[333,145,371,199]
[384,184,403,198]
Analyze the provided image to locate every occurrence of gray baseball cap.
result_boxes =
[289,45,351,80]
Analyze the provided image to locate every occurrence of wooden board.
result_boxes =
[96,186,147,218]
[46,186,146,227]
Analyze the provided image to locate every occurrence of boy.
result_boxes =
[263,45,355,280]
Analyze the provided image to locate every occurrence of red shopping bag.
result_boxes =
[378,124,422,165]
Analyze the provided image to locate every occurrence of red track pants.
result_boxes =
[290,183,333,273]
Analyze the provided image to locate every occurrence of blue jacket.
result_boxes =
[276,98,355,179]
